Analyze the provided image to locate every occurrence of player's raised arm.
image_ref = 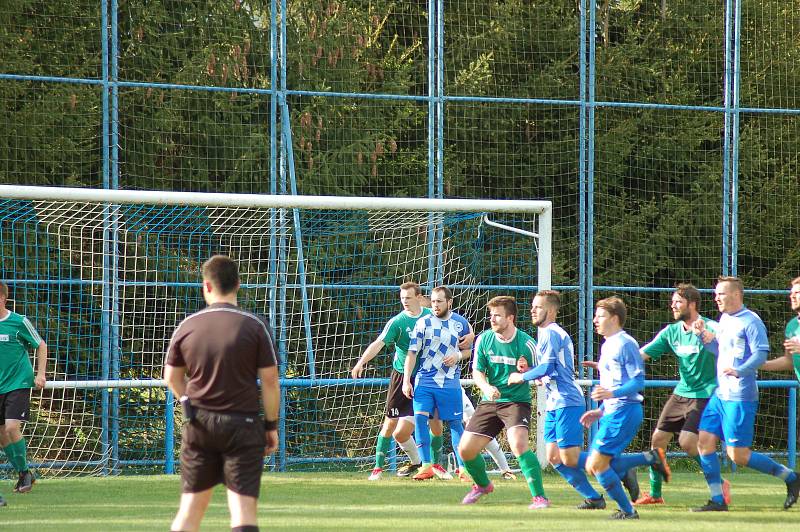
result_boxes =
[351,338,386,378]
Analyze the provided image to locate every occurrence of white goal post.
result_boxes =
[0,184,552,472]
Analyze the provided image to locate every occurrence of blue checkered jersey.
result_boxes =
[706,307,769,402]
[409,311,471,389]
[522,323,584,411]
[597,330,644,413]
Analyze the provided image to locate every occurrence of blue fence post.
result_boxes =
[789,386,797,469]
[164,389,175,473]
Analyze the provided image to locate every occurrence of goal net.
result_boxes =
[0,185,551,476]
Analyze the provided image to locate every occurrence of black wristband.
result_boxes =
[264,419,278,431]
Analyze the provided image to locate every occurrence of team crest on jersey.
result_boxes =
[453,321,464,334]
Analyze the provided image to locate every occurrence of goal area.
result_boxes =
[0,184,551,475]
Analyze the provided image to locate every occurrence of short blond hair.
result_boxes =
[717,276,744,295]
[596,296,627,328]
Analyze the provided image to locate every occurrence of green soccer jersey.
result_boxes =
[0,311,43,394]
[641,317,718,398]
[378,307,432,373]
[473,328,536,403]
[785,317,800,383]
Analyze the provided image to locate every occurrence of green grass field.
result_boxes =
[2,471,799,531]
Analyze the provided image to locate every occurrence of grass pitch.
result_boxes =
[1,470,799,531]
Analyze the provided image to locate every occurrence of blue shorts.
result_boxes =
[543,405,585,449]
[413,386,463,421]
[698,395,757,448]
[591,402,643,457]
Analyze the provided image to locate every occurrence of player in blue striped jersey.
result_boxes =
[403,286,473,481]
[692,276,800,512]
[508,290,606,509]
[580,297,670,520]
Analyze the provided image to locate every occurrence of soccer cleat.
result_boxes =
[461,482,494,505]
[722,478,732,506]
[621,468,641,502]
[455,468,471,482]
[577,496,607,510]
[413,466,435,481]
[633,493,665,505]
[0,494,6,507]
[500,470,517,480]
[648,448,671,483]
[368,467,383,481]
[396,461,421,477]
[609,509,639,520]
[431,463,453,480]
[15,471,34,493]
[784,473,800,510]
[528,496,551,510]
[691,499,728,512]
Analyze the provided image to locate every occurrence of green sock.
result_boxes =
[375,436,391,469]
[463,455,490,487]
[2,444,17,473]
[518,450,546,498]
[430,433,443,465]
[11,439,28,473]
[649,465,662,498]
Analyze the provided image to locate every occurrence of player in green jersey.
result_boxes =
[0,281,47,500]
[634,283,730,506]
[351,282,448,480]
[458,296,549,509]
[762,276,800,385]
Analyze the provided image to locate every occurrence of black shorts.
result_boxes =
[180,409,267,497]
[0,388,31,425]
[465,401,532,439]
[656,394,709,435]
[385,369,413,418]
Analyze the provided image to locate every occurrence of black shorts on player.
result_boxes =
[385,369,414,418]
[180,409,267,498]
[656,394,708,435]
[0,388,31,424]
[465,401,532,439]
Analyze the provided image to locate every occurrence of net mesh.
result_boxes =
[0,196,545,475]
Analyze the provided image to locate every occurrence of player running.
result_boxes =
[691,276,800,512]
[508,290,606,509]
[634,284,730,506]
[581,297,670,520]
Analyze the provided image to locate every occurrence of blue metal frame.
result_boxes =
[10,0,800,472]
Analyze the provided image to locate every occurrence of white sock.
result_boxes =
[397,437,421,464]
[486,438,509,471]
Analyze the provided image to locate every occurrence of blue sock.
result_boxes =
[747,451,797,481]
[595,467,633,513]
[610,452,651,477]
[449,421,465,467]
[415,414,432,464]
[698,452,724,504]
[554,463,602,499]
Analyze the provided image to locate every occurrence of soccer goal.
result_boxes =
[0,184,551,476]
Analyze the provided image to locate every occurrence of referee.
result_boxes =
[165,255,279,532]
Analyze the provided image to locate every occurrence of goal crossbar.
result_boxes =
[0,185,551,214]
